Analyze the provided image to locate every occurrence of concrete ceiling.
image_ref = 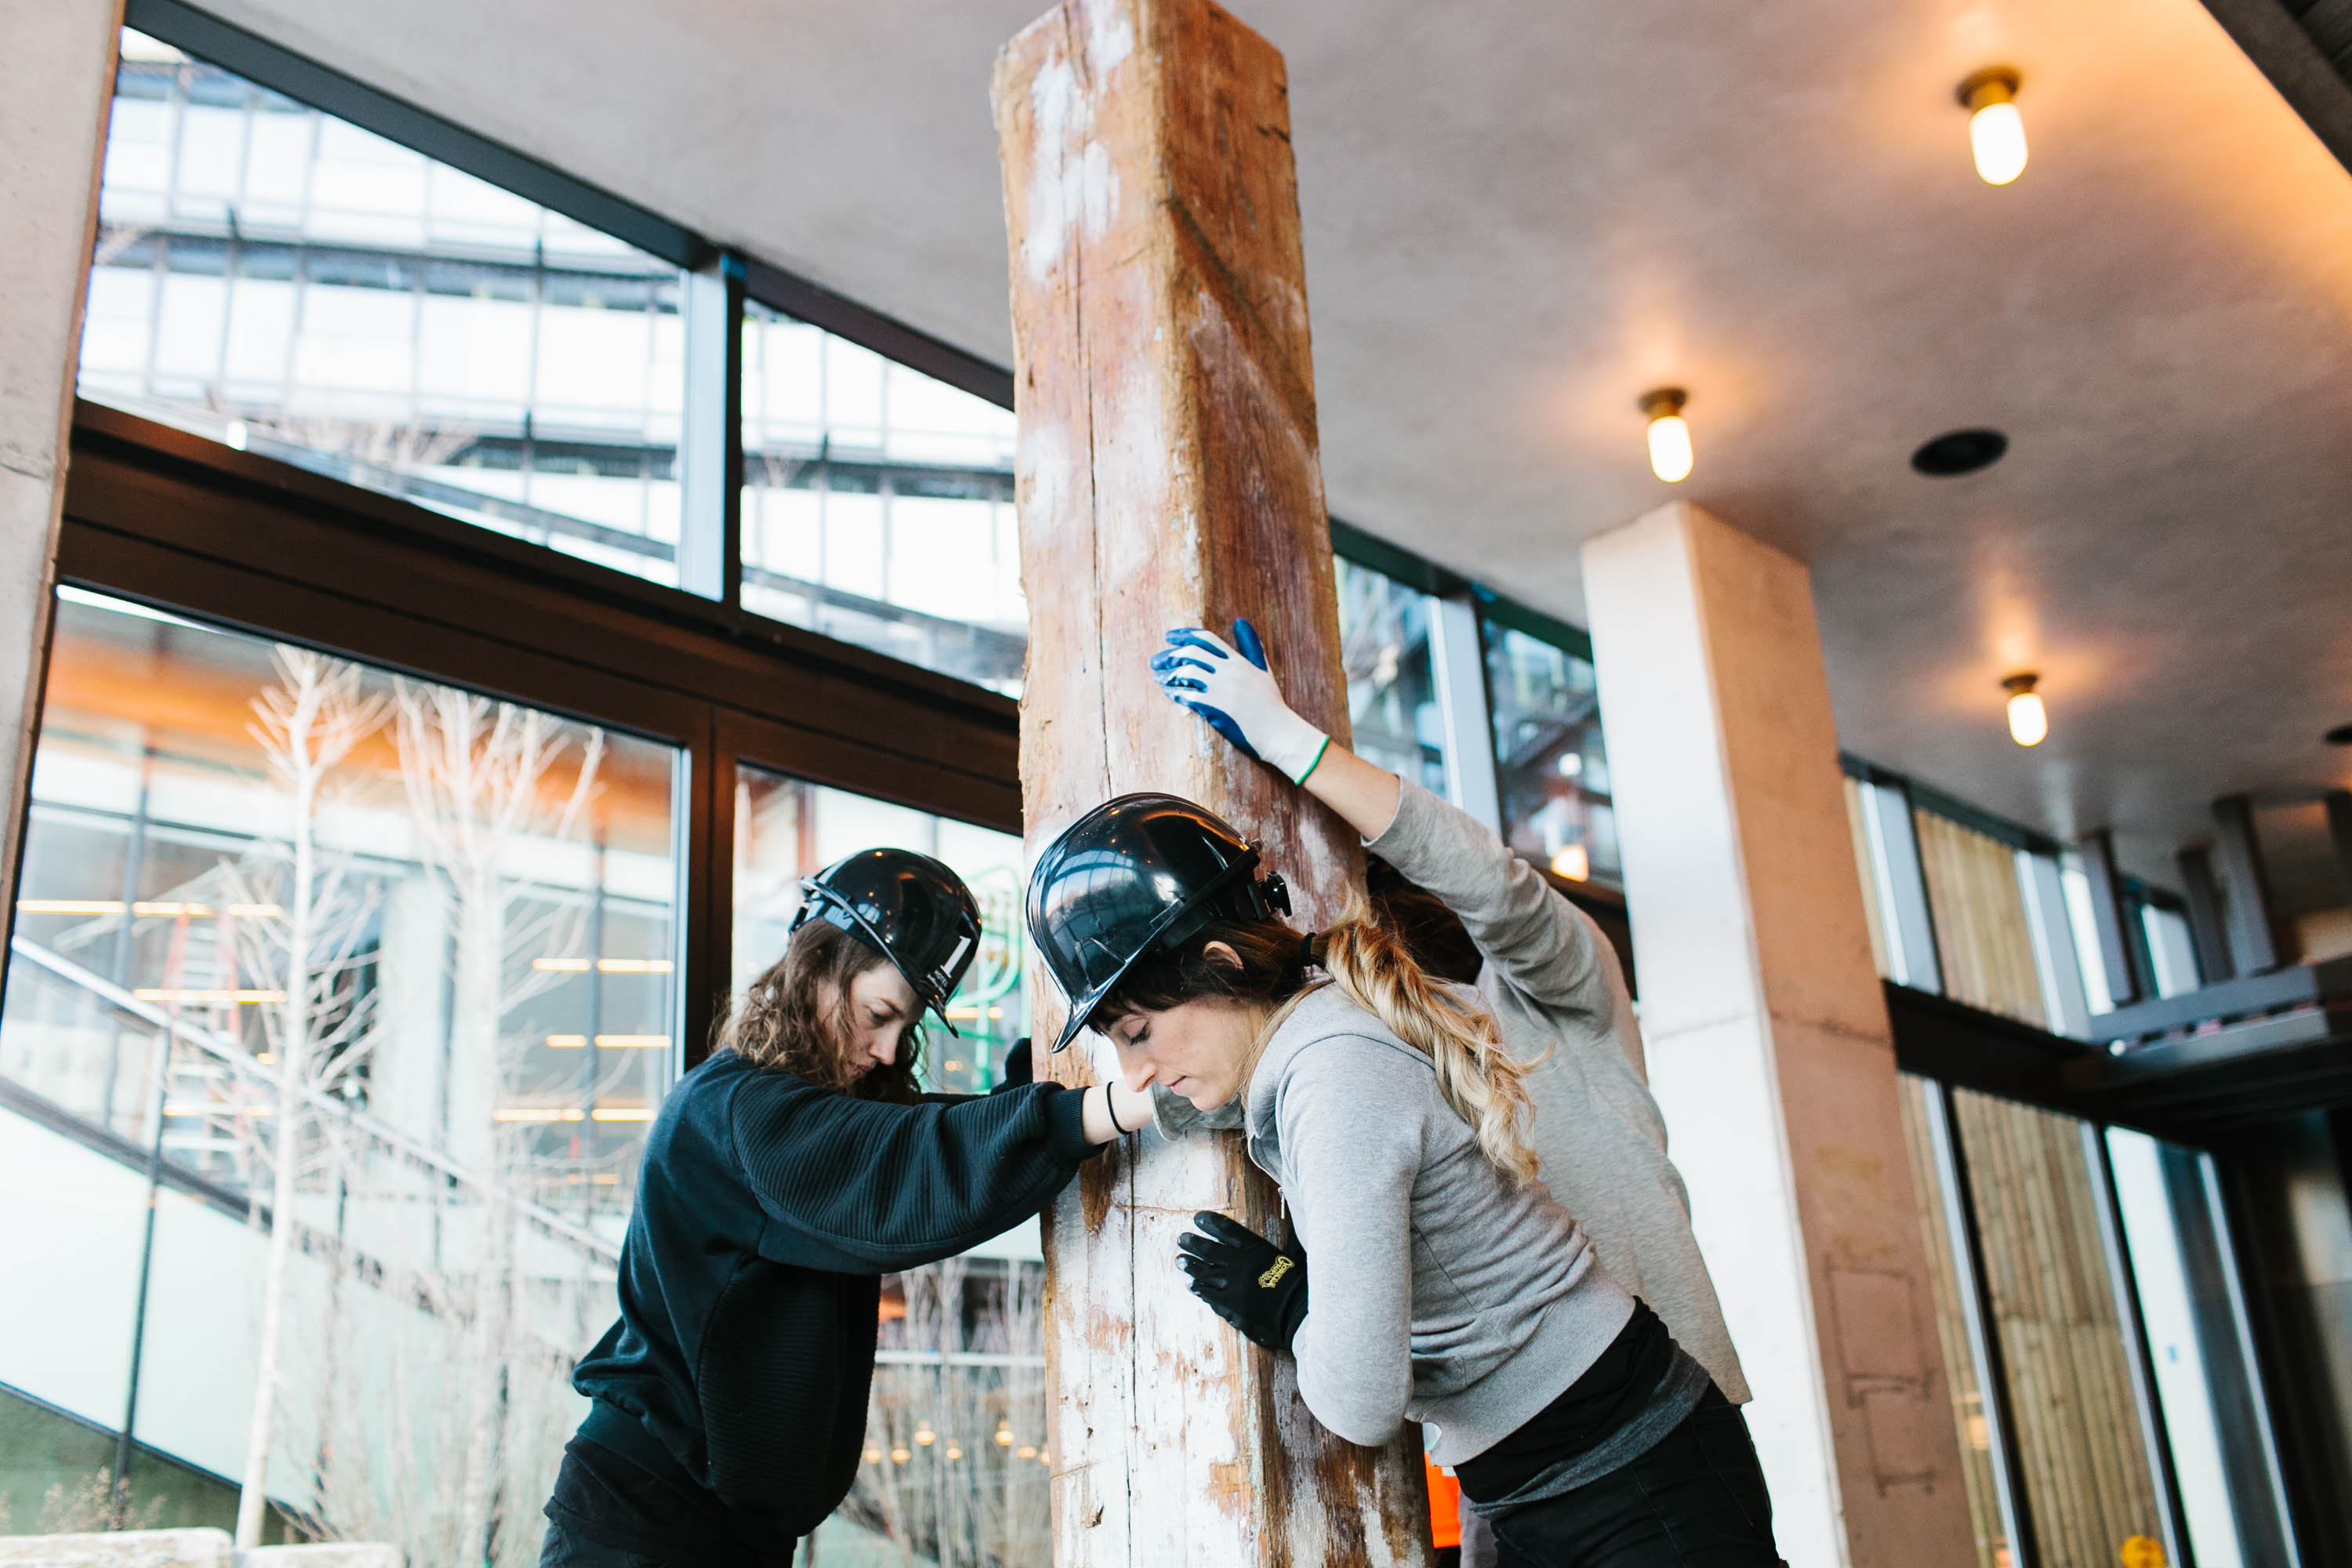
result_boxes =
[208,0,2352,900]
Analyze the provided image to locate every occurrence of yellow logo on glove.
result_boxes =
[1258,1256,1294,1290]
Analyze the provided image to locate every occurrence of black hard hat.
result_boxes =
[790,848,984,1033]
[1026,793,1292,1054]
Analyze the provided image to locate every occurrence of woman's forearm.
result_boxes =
[1081,1081,1158,1145]
[1300,741,1404,844]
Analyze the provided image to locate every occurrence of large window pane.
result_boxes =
[1954,1090,2165,1566]
[2107,1128,2262,1568]
[83,31,688,586]
[1483,619,1619,886]
[740,302,1025,694]
[728,764,1047,1559]
[1,587,678,1561]
[846,1257,1053,1564]
[1334,557,1447,799]
[730,767,1027,1091]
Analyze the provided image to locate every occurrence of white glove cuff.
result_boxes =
[1255,711,1330,786]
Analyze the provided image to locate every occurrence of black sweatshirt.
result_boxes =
[546,1050,1103,1563]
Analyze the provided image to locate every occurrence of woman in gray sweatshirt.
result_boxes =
[1150,618,1753,1565]
[1029,784,1786,1566]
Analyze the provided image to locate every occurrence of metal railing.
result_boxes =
[7,932,621,1261]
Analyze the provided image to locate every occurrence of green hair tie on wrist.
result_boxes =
[1291,735,1330,786]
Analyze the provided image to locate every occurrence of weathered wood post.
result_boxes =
[993,1,1432,1562]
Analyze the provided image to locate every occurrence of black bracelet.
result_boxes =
[1104,1084,1134,1136]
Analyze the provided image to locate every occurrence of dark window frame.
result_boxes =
[1328,517,1463,597]
[1473,585,1595,666]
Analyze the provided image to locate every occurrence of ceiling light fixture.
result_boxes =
[2003,672,2047,746]
[1958,67,2027,185]
[1639,387,1693,483]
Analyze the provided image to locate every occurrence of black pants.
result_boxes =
[541,1519,794,1568]
[1482,1389,1787,1568]
[540,1520,676,1567]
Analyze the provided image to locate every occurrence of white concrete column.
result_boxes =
[0,0,122,949]
[1582,502,1976,1568]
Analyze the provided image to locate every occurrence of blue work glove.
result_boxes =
[1149,619,1330,786]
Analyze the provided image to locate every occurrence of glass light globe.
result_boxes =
[1646,413,1694,483]
[2006,689,2047,746]
[1971,100,2027,185]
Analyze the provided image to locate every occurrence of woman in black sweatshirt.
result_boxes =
[539,848,1152,1568]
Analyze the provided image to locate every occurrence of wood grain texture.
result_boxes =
[993,1,1428,1561]
[1914,812,2048,1030]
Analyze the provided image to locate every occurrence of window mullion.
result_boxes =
[677,252,744,607]
[1864,777,1945,993]
[1426,590,1502,832]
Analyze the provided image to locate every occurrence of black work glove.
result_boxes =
[1177,1211,1308,1352]
[994,1036,1033,1091]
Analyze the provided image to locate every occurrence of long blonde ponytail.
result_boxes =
[1316,898,1541,1185]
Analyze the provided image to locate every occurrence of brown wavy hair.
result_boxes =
[719,918,922,1102]
[1366,855,1482,985]
[1088,897,1539,1183]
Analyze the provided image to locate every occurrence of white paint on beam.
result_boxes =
[1087,3,1134,74]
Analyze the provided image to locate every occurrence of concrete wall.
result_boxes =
[1584,501,1976,1568]
[0,0,121,949]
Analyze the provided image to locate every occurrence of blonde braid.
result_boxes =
[1316,896,1540,1184]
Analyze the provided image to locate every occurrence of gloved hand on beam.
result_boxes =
[1177,1210,1309,1352]
[1151,619,1330,786]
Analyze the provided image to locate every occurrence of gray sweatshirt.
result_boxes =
[1368,780,1749,1404]
[1243,985,1635,1465]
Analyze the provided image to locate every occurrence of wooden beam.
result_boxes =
[992,2,1430,1562]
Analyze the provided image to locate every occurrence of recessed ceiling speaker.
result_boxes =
[1912,428,2009,476]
